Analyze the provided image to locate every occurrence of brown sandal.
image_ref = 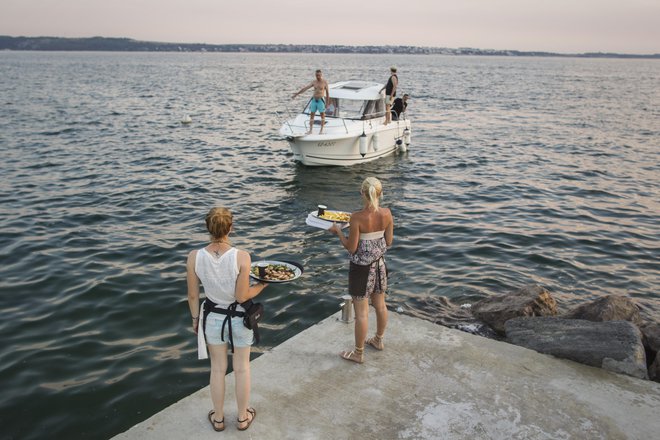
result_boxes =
[366,334,384,350]
[339,346,364,364]
[207,410,225,432]
[237,407,256,431]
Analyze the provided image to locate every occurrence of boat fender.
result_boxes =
[403,128,411,145]
[359,133,368,157]
[372,133,379,151]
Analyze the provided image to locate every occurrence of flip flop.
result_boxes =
[237,407,256,431]
[208,410,225,432]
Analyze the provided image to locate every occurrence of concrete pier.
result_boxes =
[114,311,660,439]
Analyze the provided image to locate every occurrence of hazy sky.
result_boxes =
[2,0,659,54]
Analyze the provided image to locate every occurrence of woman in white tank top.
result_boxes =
[329,177,394,364]
[186,207,268,431]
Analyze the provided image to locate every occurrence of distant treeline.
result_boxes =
[1,36,658,59]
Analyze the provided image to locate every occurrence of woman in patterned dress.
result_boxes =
[329,177,394,363]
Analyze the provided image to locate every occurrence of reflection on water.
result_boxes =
[0,51,658,439]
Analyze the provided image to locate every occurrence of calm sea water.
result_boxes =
[0,52,658,439]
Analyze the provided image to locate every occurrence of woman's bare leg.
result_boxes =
[371,292,388,339]
[353,297,369,348]
[339,297,368,363]
[208,343,228,428]
[232,346,252,428]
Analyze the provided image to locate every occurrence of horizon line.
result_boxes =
[2,35,659,58]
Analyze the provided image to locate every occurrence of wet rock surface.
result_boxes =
[505,317,648,379]
[471,284,557,334]
[565,294,643,325]
[650,355,660,381]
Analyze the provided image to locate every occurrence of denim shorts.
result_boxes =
[205,312,254,347]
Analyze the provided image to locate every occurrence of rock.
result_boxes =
[640,323,660,354]
[471,284,557,334]
[505,317,648,379]
[650,355,660,382]
[564,295,642,325]
[640,323,660,373]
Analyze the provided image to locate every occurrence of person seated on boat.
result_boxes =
[391,94,409,121]
[325,98,337,117]
[291,69,330,135]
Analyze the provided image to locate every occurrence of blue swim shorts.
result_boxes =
[205,312,254,348]
[309,98,326,114]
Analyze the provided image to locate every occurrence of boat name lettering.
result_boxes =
[318,141,336,147]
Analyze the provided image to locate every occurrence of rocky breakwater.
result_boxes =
[470,285,659,381]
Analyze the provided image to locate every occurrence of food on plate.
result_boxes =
[252,264,296,281]
[318,211,351,223]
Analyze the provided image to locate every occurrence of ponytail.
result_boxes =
[368,185,379,209]
[361,177,383,210]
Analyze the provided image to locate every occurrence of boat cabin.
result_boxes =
[302,81,386,120]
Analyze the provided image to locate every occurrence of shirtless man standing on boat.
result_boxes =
[292,69,330,134]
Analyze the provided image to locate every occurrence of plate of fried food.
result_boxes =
[250,260,304,283]
[313,210,351,223]
[306,209,351,230]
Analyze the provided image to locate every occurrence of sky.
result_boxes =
[1,0,659,54]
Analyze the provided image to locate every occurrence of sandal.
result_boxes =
[366,334,384,351]
[339,346,364,364]
[207,410,225,432]
[237,407,256,431]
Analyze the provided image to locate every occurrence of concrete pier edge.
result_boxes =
[113,311,660,439]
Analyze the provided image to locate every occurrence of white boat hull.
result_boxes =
[280,80,412,166]
[282,119,411,166]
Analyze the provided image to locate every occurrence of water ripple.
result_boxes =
[0,52,658,440]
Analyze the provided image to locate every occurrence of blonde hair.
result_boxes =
[361,177,383,210]
[205,207,233,240]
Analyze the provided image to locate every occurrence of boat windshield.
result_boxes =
[303,98,385,120]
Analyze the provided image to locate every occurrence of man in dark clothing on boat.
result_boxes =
[391,94,409,121]
[292,69,330,135]
[380,66,398,125]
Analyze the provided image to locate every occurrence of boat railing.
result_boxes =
[275,107,309,135]
[277,107,353,135]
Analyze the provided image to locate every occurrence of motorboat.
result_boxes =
[279,80,411,166]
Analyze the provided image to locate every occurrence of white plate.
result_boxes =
[306,211,350,230]
[250,260,304,283]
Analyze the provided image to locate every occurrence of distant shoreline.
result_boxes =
[1,36,658,59]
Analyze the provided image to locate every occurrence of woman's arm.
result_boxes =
[186,250,201,334]
[384,209,394,247]
[329,215,360,254]
[235,249,268,303]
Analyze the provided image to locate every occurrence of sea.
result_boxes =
[0,51,658,439]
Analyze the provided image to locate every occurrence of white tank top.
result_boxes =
[194,247,240,308]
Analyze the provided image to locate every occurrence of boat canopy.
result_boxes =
[328,81,384,100]
[300,80,387,120]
